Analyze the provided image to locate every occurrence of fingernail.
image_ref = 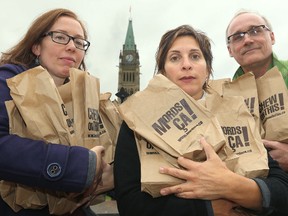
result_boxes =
[160,189,167,195]
[159,167,164,173]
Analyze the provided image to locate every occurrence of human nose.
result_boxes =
[182,57,192,70]
[242,32,254,44]
[66,38,77,50]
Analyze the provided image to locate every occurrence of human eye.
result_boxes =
[54,32,67,42]
[169,54,181,62]
[250,26,264,36]
[232,32,244,42]
[249,28,259,36]
[74,38,85,47]
[190,53,201,61]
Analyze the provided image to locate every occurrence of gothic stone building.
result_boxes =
[116,18,140,103]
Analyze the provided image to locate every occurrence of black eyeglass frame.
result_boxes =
[43,31,90,51]
[227,25,270,44]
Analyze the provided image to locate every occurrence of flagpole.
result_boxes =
[129,6,132,20]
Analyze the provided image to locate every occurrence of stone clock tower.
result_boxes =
[116,18,140,102]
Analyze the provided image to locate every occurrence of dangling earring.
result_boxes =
[35,55,40,66]
[204,78,208,88]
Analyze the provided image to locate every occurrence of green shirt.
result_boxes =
[232,53,288,87]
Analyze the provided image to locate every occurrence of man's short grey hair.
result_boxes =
[225,9,273,44]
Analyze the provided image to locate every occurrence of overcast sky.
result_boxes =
[1,0,288,100]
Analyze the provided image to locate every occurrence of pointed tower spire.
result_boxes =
[123,18,136,51]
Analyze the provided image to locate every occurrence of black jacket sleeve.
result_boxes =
[114,121,213,216]
[255,154,288,216]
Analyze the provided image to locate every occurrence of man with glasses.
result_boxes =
[226,10,288,175]
[226,10,288,82]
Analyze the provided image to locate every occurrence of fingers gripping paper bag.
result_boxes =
[256,66,288,143]
[204,90,268,178]
[119,74,226,196]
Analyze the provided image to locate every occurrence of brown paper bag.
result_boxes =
[256,66,288,143]
[57,70,101,149]
[204,90,268,178]
[56,69,115,209]
[222,72,263,138]
[0,182,21,212]
[6,66,75,145]
[208,77,231,96]
[119,74,226,161]
[58,73,118,163]
[70,68,101,149]
[5,100,30,138]
[1,66,78,214]
[57,81,73,126]
[119,74,226,197]
[55,69,113,208]
[99,93,123,163]
[134,133,184,198]
[1,67,104,215]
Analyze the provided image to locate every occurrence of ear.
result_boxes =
[227,45,233,57]
[32,44,41,56]
[270,31,275,45]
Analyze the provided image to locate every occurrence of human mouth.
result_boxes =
[180,76,195,83]
[242,47,258,55]
[60,57,76,64]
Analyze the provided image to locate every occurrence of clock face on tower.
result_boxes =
[125,54,134,62]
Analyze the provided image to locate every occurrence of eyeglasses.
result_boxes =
[43,31,90,51]
[227,25,270,44]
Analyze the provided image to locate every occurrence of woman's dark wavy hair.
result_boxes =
[0,8,89,70]
[155,25,213,90]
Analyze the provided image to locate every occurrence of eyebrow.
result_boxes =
[231,24,264,34]
[169,48,200,53]
[51,29,85,39]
